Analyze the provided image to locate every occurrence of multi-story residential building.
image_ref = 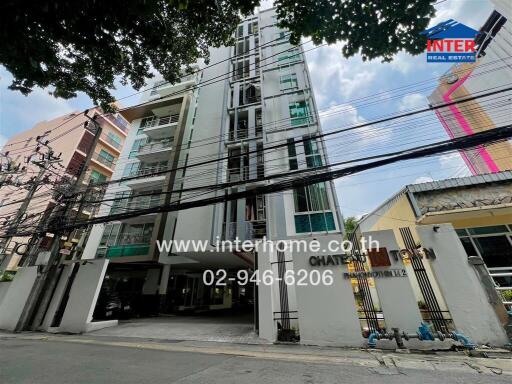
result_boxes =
[428,0,512,174]
[82,9,343,332]
[0,108,130,271]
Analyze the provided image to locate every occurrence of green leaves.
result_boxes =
[0,0,435,108]
[274,0,435,62]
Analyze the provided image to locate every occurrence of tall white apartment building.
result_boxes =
[82,8,343,339]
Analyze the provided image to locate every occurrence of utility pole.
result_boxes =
[16,110,103,331]
[0,137,61,272]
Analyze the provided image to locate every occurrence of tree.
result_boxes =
[275,0,435,61]
[344,216,358,237]
[0,0,435,108]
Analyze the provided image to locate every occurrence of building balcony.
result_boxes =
[224,220,267,241]
[90,152,116,171]
[136,139,173,161]
[148,75,196,99]
[99,133,122,152]
[227,167,249,182]
[141,114,179,140]
[125,165,169,190]
[110,197,162,223]
[98,114,130,135]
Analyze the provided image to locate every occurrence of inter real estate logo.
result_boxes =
[421,19,479,63]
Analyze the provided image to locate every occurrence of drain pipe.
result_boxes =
[368,323,476,350]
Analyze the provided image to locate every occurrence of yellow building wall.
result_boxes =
[368,193,418,249]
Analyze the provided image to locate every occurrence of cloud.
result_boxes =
[398,93,427,111]
[413,176,434,184]
[305,43,379,107]
[319,103,364,131]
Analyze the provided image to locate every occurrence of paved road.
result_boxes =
[0,337,510,384]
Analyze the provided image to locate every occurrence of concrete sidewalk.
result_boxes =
[1,331,511,377]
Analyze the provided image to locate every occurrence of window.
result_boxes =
[456,224,512,268]
[123,162,140,178]
[275,31,287,41]
[248,21,258,35]
[129,138,146,158]
[294,213,335,233]
[277,49,300,64]
[293,183,334,233]
[107,132,122,146]
[100,223,121,247]
[287,138,298,170]
[303,136,322,168]
[293,183,329,213]
[237,24,244,38]
[110,191,131,214]
[280,74,298,91]
[289,101,310,126]
[90,169,107,183]
[98,149,115,166]
[140,116,157,128]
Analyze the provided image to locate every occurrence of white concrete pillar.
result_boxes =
[58,259,117,333]
[362,230,423,333]
[292,234,365,347]
[257,249,276,342]
[0,266,38,331]
[417,224,509,346]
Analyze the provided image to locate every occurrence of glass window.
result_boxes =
[455,228,468,236]
[459,237,478,256]
[275,31,287,41]
[467,225,509,235]
[289,101,310,126]
[280,74,298,91]
[123,162,140,178]
[90,169,107,183]
[98,149,115,165]
[473,236,512,267]
[107,132,122,145]
[293,183,329,212]
[129,138,146,158]
[303,136,322,168]
[287,138,298,170]
[277,49,300,64]
[294,212,335,233]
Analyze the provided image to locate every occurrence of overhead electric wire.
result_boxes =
[80,85,512,191]
[16,123,510,236]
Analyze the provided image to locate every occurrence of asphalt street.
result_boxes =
[1,336,511,384]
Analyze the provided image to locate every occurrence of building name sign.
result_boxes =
[308,254,363,267]
[344,269,407,279]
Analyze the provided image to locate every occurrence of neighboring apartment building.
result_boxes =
[0,108,130,271]
[82,9,343,330]
[428,1,512,174]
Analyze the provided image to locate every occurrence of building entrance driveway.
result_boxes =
[89,312,266,344]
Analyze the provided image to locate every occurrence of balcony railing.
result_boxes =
[141,114,180,129]
[105,244,150,258]
[100,133,122,150]
[138,139,173,155]
[228,166,249,182]
[92,152,116,168]
[110,197,162,215]
[224,220,266,241]
[101,114,130,133]
[228,123,249,141]
[129,164,170,178]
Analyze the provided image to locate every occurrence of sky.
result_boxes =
[0,0,495,218]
